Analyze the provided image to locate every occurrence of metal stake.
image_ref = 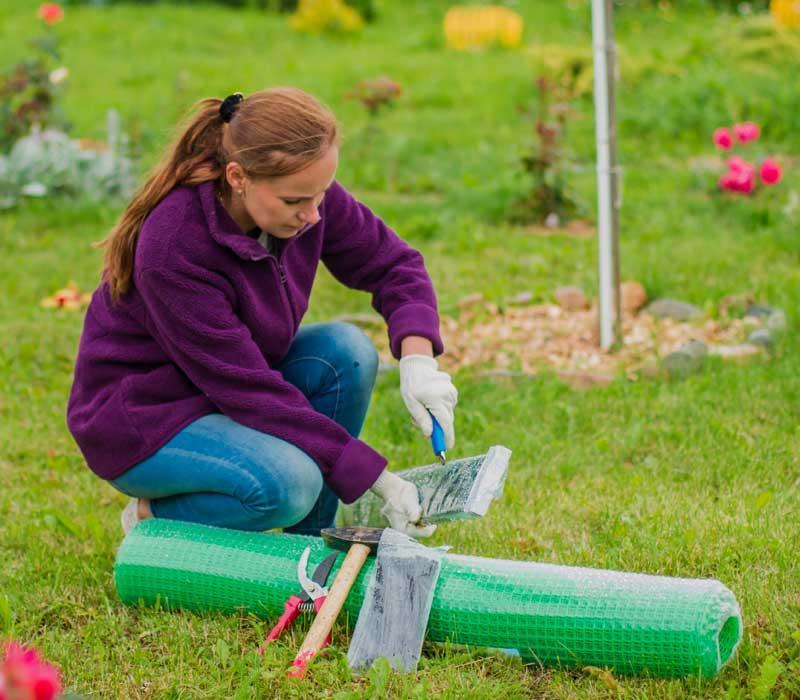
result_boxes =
[592,0,622,350]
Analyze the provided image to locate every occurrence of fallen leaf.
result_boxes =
[41,281,91,311]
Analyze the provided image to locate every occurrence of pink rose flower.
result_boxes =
[734,121,760,143]
[713,127,733,150]
[720,158,755,194]
[738,169,755,194]
[37,3,64,25]
[719,172,735,191]
[727,156,750,173]
[1,641,62,700]
[760,158,782,185]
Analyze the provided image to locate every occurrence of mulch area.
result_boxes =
[349,292,764,388]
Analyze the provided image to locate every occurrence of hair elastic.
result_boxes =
[219,93,244,123]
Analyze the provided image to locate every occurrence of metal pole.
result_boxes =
[591,0,621,350]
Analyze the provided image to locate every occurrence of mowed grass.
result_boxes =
[1,0,800,697]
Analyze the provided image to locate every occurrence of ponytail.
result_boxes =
[97,98,225,302]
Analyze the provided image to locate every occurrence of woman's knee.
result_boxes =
[281,470,324,526]
[246,456,323,529]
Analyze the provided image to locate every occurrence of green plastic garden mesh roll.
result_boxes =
[115,520,741,677]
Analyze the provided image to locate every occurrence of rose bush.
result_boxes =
[712,122,783,196]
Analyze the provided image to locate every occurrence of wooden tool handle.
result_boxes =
[287,543,371,679]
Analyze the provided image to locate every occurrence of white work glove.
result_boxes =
[399,354,457,449]
[369,469,436,539]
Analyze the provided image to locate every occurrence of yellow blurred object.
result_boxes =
[41,281,91,311]
[771,0,800,27]
[444,5,524,50]
[289,0,364,35]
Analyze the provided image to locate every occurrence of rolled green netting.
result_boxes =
[115,520,742,678]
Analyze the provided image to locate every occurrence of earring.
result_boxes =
[237,189,244,197]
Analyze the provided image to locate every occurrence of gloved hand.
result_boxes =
[369,469,436,539]
[399,354,458,449]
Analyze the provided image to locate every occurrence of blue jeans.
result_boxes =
[109,322,379,536]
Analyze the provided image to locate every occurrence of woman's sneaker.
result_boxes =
[120,498,140,535]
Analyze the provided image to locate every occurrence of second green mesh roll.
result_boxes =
[115,520,741,677]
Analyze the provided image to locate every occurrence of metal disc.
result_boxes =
[321,526,383,553]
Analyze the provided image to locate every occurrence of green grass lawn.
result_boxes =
[2,0,800,697]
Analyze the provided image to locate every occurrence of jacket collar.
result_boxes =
[198,181,271,261]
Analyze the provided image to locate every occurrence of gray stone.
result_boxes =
[645,299,703,321]
[744,304,785,332]
[748,328,774,347]
[507,291,534,306]
[679,339,708,358]
[744,304,777,319]
[663,340,707,378]
[765,310,787,332]
[544,212,561,229]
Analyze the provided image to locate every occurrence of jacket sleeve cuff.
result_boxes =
[326,438,388,504]
[387,303,444,360]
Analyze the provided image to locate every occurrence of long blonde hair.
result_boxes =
[98,87,339,302]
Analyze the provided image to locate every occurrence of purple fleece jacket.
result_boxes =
[66,180,443,503]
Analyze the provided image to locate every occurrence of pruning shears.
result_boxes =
[257,548,338,653]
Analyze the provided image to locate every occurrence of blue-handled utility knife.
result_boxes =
[429,412,446,465]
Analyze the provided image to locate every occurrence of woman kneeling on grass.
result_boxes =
[66,88,457,539]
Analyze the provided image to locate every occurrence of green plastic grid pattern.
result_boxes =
[114,520,741,678]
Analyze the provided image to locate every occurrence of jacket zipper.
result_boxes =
[264,228,308,328]
[271,254,296,328]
